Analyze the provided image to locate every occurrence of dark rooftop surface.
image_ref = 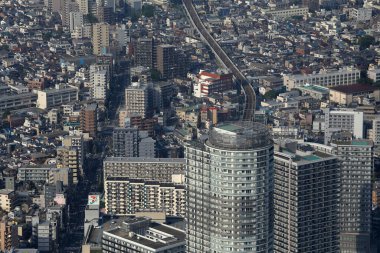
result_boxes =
[330,84,379,94]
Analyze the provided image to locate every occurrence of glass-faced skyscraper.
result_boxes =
[185,122,274,253]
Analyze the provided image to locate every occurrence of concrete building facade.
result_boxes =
[103,157,185,182]
[104,176,185,216]
[331,139,373,253]
[284,67,360,90]
[273,142,340,252]
[185,122,274,253]
[92,23,110,55]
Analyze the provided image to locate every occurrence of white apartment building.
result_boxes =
[324,109,364,144]
[91,70,109,102]
[284,67,361,90]
[69,11,83,32]
[37,85,78,109]
[103,157,185,182]
[262,6,308,18]
[0,190,16,213]
[125,82,149,117]
[71,25,92,39]
[104,176,185,217]
[349,8,372,21]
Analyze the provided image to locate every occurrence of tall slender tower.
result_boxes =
[185,121,274,253]
[92,22,110,55]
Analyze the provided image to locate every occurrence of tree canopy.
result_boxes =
[358,35,375,50]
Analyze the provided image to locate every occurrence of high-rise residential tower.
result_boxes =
[331,139,373,253]
[135,38,155,69]
[273,141,340,252]
[185,121,274,253]
[92,22,110,55]
[124,82,149,118]
[80,103,98,137]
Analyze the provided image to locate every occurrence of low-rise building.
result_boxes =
[297,84,329,100]
[262,6,308,18]
[329,84,380,105]
[0,190,17,212]
[0,93,37,113]
[284,67,360,90]
[193,70,233,98]
[83,217,185,253]
[37,85,78,109]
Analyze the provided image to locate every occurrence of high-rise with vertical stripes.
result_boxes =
[185,122,274,253]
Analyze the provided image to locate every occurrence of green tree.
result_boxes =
[263,90,279,99]
[358,35,375,50]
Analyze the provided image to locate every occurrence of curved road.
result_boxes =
[183,0,255,121]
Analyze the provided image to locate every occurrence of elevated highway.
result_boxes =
[183,0,256,121]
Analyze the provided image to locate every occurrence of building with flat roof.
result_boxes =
[324,109,364,144]
[193,70,233,98]
[80,103,98,137]
[329,84,380,105]
[125,82,150,118]
[284,67,360,90]
[262,6,308,18]
[0,93,37,113]
[0,219,19,252]
[113,127,156,158]
[103,157,185,182]
[296,84,329,100]
[104,176,185,216]
[135,38,155,69]
[331,139,373,253]
[0,190,17,212]
[92,23,110,55]
[36,85,78,109]
[83,216,185,253]
[274,141,339,252]
[18,166,71,185]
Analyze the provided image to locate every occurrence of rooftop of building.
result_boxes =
[207,121,271,150]
[275,141,335,164]
[85,216,185,250]
[329,84,379,94]
[105,219,185,250]
[297,84,329,93]
[104,157,185,163]
[331,139,373,146]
